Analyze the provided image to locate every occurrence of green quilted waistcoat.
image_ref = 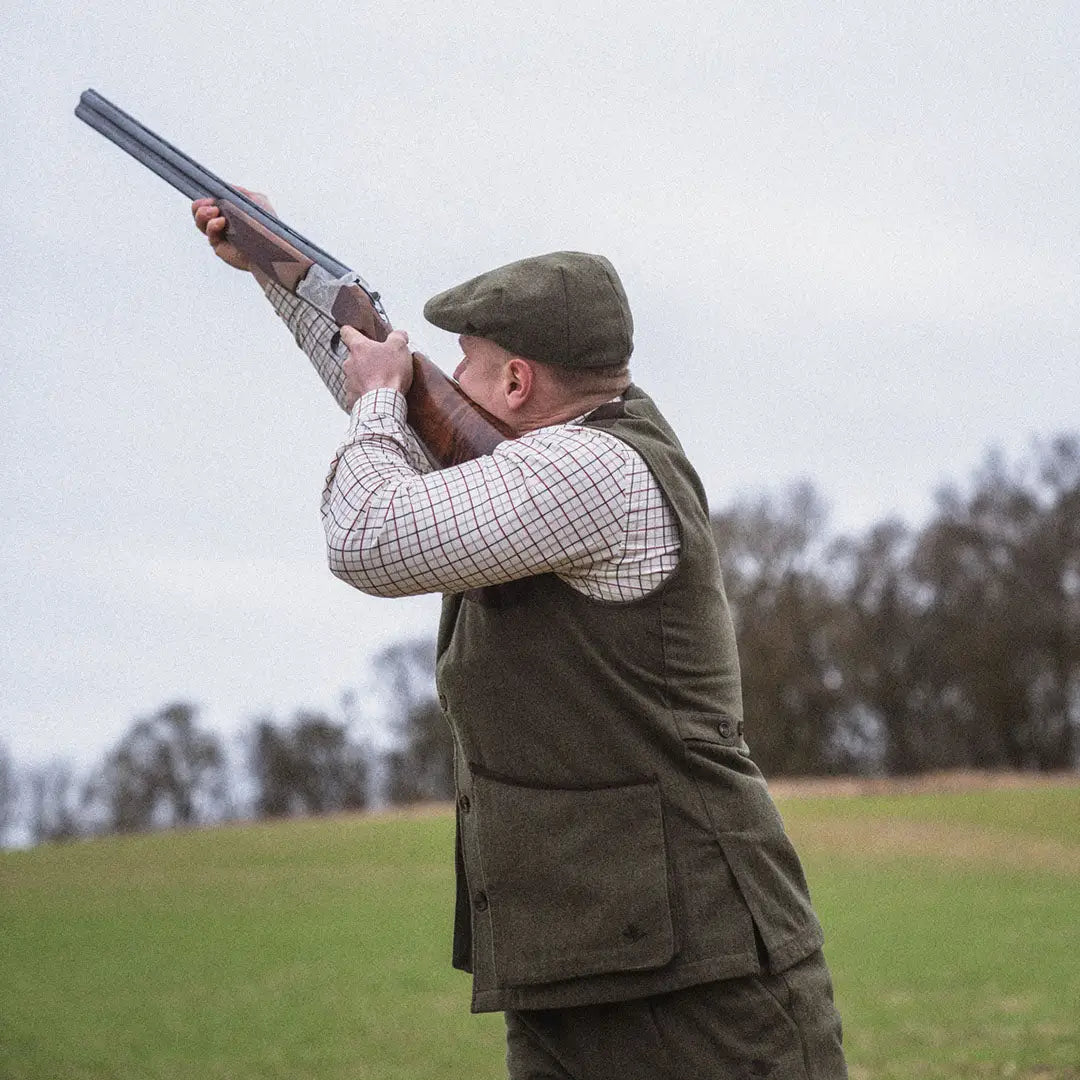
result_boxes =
[435,386,824,1014]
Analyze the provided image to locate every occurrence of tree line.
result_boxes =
[0,638,450,848]
[717,434,1078,777]
[1,434,1076,847]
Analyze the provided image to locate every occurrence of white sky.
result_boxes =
[2,1,1077,766]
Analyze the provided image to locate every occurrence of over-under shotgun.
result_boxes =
[74,89,512,467]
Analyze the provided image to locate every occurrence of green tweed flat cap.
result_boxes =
[423,251,634,369]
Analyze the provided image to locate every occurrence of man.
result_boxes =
[193,196,847,1079]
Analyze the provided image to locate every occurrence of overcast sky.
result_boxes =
[2,1,1077,767]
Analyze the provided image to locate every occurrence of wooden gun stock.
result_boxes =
[75,89,512,468]
[325,277,513,464]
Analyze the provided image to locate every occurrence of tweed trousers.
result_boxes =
[504,950,847,1080]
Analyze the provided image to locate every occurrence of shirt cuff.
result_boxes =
[348,388,408,432]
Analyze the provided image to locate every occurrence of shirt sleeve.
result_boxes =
[262,278,431,469]
[322,391,634,598]
[262,278,350,411]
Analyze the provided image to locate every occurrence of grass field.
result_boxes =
[1,778,1077,1079]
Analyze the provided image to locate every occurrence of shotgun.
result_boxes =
[74,89,512,467]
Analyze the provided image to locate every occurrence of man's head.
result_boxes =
[424,251,634,432]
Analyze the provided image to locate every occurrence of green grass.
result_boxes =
[780,786,1080,1079]
[2,784,1078,1079]
[0,816,504,1079]
[781,785,1080,847]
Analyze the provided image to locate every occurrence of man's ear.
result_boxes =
[504,357,534,410]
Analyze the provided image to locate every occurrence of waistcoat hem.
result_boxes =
[468,939,821,1013]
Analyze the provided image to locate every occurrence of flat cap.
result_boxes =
[423,251,633,369]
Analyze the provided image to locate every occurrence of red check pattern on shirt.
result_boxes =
[263,280,680,601]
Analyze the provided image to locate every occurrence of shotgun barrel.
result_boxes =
[73,90,513,466]
[75,89,356,281]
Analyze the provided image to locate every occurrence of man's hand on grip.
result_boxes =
[341,327,414,408]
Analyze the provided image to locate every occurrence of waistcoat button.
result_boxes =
[474,891,489,912]
[458,794,471,813]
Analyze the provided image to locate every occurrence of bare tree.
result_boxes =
[88,702,230,834]
[911,437,1080,771]
[248,710,370,818]
[0,741,17,847]
[28,759,82,844]
[1029,435,1080,768]
[833,519,945,774]
[712,482,851,775]
[374,638,454,804]
[385,697,455,805]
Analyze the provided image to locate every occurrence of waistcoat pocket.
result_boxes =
[471,772,676,987]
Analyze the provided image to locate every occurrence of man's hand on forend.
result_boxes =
[191,187,277,273]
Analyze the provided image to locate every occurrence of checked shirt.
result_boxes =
[264,281,680,601]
